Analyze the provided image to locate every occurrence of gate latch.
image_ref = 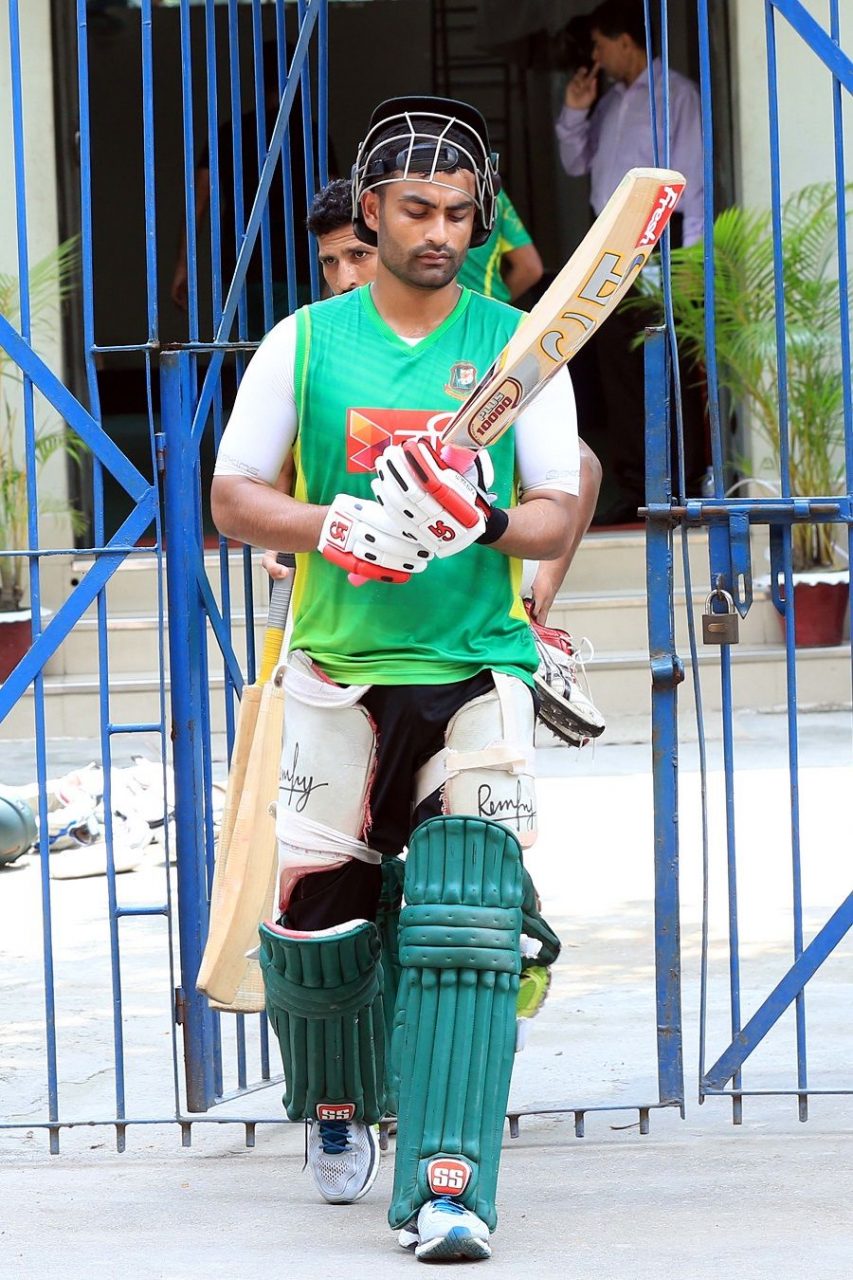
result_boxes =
[702,588,740,645]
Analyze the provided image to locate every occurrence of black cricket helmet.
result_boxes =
[351,95,501,248]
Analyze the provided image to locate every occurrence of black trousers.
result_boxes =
[284,671,498,931]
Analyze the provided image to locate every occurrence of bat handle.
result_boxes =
[267,553,296,630]
[258,553,297,683]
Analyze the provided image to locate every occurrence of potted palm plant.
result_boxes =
[636,182,852,646]
[0,239,84,680]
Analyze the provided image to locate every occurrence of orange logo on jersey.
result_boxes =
[346,407,455,473]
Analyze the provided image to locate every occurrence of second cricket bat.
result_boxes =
[442,167,685,450]
[197,554,295,1012]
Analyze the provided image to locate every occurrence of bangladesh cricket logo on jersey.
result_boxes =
[444,361,478,400]
[346,407,455,472]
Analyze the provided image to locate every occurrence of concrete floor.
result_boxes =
[1,709,853,1277]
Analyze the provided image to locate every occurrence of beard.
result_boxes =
[380,240,464,291]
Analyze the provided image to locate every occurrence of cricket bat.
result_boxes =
[441,167,685,450]
[197,553,296,1012]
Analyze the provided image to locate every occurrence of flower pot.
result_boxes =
[788,573,849,648]
[0,608,32,681]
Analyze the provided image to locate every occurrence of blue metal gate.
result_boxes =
[10,0,847,1155]
[0,0,327,1149]
[646,0,852,1122]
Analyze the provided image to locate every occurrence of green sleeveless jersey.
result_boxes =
[288,285,538,686]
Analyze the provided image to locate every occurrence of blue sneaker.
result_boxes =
[399,1196,491,1262]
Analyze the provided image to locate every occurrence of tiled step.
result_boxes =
[3,643,849,741]
[4,530,848,742]
[0,670,235,739]
[61,549,271,617]
[585,643,852,723]
[549,587,792,653]
[42,609,268,677]
[553,526,771,595]
[60,528,771,612]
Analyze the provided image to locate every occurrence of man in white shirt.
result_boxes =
[555,0,707,523]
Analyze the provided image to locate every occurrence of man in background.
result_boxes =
[456,188,544,305]
[555,0,706,524]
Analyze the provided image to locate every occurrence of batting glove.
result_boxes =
[318,492,433,584]
[371,438,507,558]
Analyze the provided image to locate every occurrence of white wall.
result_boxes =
[0,0,70,553]
[0,0,60,271]
[731,0,852,208]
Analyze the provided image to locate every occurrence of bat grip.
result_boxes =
[258,553,296,683]
[267,552,296,629]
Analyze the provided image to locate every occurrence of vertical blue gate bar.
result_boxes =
[162,351,217,1114]
[7,0,61,1153]
[226,0,250,340]
[297,0,320,301]
[644,327,684,1109]
[250,0,275,335]
[718,635,743,1123]
[765,0,809,1121]
[829,0,853,698]
[317,0,329,186]
[274,4,300,318]
[179,0,200,342]
[140,0,158,342]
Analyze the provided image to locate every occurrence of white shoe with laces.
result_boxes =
[306,1117,380,1204]
[525,601,605,745]
[399,1196,491,1262]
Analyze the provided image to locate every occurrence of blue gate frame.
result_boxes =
[646,0,852,1123]
[2,0,688,1148]
[13,0,845,1151]
[0,0,328,1148]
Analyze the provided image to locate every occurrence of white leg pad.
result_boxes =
[275,651,380,909]
[413,673,537,847]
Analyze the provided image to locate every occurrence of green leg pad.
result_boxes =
[520,865,562,969]
[388,816,522,1233]
[259,919,386,1124]
[377,856,405,1114]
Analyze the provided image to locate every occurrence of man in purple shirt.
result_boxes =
[555,0,706,524]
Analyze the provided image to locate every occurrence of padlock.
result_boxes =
[702,588,739,645]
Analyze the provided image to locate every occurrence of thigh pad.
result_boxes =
[414,672,537,848]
